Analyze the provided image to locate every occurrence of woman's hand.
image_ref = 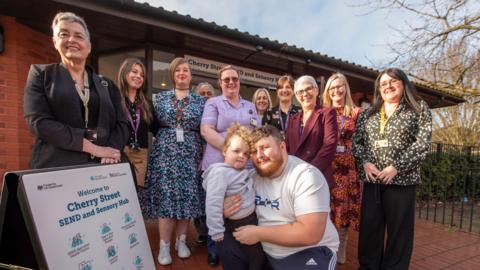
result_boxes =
[223,194,242,218]
[363,162,381,181]
[100,157,120,164]
[377,165,398,184]
[95,145,121,160]
[83,139,121,161]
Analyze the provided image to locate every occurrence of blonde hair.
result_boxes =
[323,73,357,117]
[223,124,251,153]
[252,88,272,111]
[117,58,153,123]
[169,57,190,87]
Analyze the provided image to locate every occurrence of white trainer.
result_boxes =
[175,234,191,258]
[158,240,172,265]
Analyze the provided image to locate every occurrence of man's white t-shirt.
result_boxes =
[252,155,339,259]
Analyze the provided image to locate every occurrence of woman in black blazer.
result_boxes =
[23,11,128,169]
[262,75,300,133]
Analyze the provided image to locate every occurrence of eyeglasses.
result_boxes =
[221,77,239,84]
[380,78,401,89]
[57,31,87,42]
[295,85,315,96]
[328,84,345,92]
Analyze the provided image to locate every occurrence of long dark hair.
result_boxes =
[117,58,153,124]
[368,68,422,118]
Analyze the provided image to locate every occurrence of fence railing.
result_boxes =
[416,143,480,233]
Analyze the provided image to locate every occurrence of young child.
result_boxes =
[202,124,266,270]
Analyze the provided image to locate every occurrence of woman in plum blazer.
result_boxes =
[285,75,338,188]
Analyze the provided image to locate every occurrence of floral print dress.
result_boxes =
[330,107,362,230]
[139,90,205,219]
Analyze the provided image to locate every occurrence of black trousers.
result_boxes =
[215,212,267,270]
[267,246,336,270]
[358,183,416,270]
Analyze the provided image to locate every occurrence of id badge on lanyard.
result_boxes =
[374,139,389,149]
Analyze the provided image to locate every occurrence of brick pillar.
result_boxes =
[0,15,59,188]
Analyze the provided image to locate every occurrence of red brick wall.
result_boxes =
[0,15,59,188]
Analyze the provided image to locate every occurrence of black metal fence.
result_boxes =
[416,143,480,233]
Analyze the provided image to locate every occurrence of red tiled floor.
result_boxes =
[144,218,480,270]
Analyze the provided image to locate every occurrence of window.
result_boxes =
[152,50,175,92]
[98,49,145,83]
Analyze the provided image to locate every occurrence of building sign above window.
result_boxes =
[185,55,279,86]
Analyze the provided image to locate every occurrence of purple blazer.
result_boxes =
[285,105,338,188]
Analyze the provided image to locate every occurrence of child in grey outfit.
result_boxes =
[202,124,266,270]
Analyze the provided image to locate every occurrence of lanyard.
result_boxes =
[125,104,141,143]
[380,105,387,135]
[74,71,90,128]
[338,114,346,140]
[172,94,190,127]
[279,106,292,131]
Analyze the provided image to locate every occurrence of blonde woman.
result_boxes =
[252,88,272,119]
[322,73,361,264]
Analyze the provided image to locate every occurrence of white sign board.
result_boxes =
[20,163,155,270]
[185,54,280,86]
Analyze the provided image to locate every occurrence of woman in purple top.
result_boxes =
[201,65,260,170]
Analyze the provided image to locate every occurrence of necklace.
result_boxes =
[74,71,90,128]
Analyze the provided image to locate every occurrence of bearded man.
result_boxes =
[226,125,339,270]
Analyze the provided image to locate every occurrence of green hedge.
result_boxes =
[418,144,480,200]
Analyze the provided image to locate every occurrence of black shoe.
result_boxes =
[208,252,219,267]
[196,234,207,245]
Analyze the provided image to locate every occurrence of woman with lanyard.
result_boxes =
[117,58,159,187]
[263,75,300,133]
[139,57,205,265]
[322,73,362,265]
[200,65,260,267]
[352,68,431,269]
[23,12,127,169]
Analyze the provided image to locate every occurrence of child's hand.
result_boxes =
[223,194,242,217]
[214,236,224,242]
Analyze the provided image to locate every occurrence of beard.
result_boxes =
[253,154,285,177]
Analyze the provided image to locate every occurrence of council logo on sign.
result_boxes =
[90,174,107,181]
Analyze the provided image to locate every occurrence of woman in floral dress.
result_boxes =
[322,73,362,264]
[140,57,205,265]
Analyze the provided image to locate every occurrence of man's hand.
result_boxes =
[233,225,260,245]
[223,194,242,218]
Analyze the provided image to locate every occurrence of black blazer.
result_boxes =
[262,104,301,132]
[23,63,129,169]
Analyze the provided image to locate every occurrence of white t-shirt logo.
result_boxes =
[255,195,280,210]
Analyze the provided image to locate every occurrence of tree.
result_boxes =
[355,0,480,145]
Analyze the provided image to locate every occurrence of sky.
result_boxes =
[141,0,415,69]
